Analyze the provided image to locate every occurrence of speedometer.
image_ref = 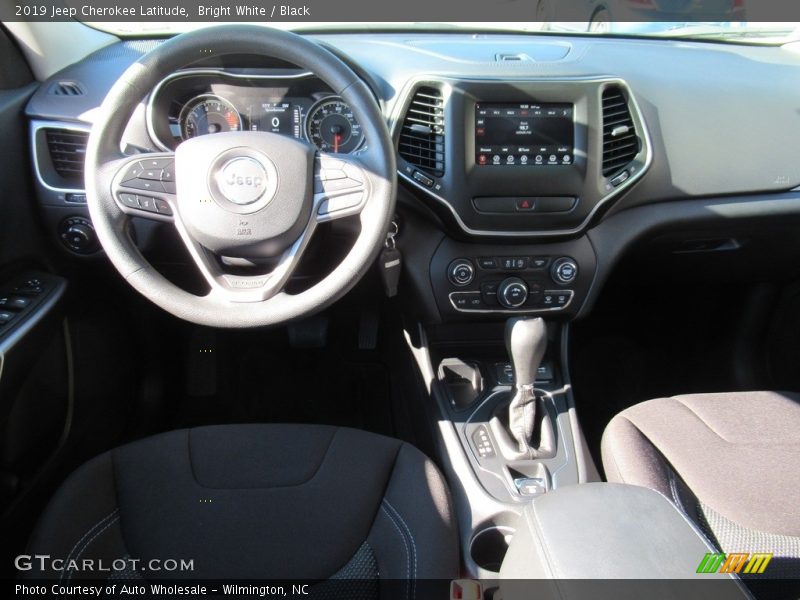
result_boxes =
[305,97,364,154]
[179,94,242,140]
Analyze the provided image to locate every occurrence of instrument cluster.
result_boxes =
[147,69,365,154]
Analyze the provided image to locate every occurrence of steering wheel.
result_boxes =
[85,25,396,328]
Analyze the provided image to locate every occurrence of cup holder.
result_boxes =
[469,525,515,573]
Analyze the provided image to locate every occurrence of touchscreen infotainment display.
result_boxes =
[475,103,574,166]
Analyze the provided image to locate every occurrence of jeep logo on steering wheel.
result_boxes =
[216,157,269,205]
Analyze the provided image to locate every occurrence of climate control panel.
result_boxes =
[430,238,596,319]
[447,255,576,313]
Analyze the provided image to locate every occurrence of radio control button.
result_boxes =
[448,259,475,287]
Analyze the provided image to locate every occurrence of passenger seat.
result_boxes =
[602,391,800,579]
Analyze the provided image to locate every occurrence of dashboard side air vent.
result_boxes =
[48,81,85,96]
[601,86,639,177]
[45,128,88,183]
[399,86,445,177]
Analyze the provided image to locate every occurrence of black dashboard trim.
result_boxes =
[581,191,800,319]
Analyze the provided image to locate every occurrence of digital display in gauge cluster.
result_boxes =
[250,102,300,137]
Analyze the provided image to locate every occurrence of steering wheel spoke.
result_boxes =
[172,211,317,303]
[313,153,369,223]
[110,152,177,222]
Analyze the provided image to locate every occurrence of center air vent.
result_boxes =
[601,86,639,178]
[45,128,88,184]
[398,86,445,177]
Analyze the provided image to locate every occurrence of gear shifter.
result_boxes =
[505,317,548,453]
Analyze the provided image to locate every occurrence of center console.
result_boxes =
[395,75,654,581]
[499,484,750,598]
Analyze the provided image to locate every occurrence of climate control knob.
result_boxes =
[448,259,475,287]
[498,277,528,308]
[551,257,578,285]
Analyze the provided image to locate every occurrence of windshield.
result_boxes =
[90,21,800,43]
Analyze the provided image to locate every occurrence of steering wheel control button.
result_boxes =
[552,257,579,284]
[315,176,362,194]
[216,157,269,205]
[448,259,475,287]
[119,158,177,199]
[498,277,529,308]
[154,199,173,215]
[140,158,174,169]
[122,178,166,193]
[319,168,347,181]
[121,162,145,182]
[318,192,364,216]
[118,193,141,209]
[138,196,157,212]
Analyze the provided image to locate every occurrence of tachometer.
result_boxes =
[179,94,242,140]
[305,97,364,154]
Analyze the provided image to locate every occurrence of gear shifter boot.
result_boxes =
[508,384,538,453]
[492,390,556,460]
[504,317,548,453]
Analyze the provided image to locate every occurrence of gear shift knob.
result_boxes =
[505,317,547,387]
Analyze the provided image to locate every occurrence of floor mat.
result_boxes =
[169,314,395,438]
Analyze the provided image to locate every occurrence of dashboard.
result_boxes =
[147,69,365,154]
[23,32,800,324]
